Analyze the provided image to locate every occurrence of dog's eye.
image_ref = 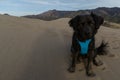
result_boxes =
[90,23,93,25]
[88,21,94,25]
[88,21,91,24]
[81,23,84,25]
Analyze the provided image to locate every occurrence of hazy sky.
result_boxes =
[0,0,120,16]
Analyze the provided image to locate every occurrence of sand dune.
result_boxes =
[0,15,120,80]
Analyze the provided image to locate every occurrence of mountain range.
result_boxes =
[23,7,120,23]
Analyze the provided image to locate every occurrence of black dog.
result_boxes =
[68,13,107,77]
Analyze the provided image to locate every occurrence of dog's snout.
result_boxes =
[86,31,91,34]
[85,27,91,34]
[84,27,93,37]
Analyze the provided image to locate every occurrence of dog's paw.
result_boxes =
[87,71,96,77]
[76,59,81,64]
[93,60,103,66]
[68,67,75,73]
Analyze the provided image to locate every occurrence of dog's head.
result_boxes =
[69,13,104,40]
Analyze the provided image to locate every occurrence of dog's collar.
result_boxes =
[77,39,92,55]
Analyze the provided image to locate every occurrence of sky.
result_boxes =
[0,0,120,16]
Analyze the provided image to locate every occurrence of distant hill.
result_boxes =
[23,7,120,23]
[23,9,75,20]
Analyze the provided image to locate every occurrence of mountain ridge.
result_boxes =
[23,7,120,23]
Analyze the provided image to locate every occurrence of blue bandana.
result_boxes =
[77,39,92,55]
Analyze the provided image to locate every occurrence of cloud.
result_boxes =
[25,0,52,5]
[22,0,79,6]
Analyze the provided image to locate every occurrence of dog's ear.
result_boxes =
[91,13,104,29]
[69,15,80,30]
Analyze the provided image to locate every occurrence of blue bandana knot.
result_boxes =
[77,39,92,55]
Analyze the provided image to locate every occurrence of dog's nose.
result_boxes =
[86,31,90,34]
[85,27,92,35]
[85,31,91,35]
[85,31,92,37]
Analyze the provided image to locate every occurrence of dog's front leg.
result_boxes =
[86,51,96,77]
[68,52,76,73]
